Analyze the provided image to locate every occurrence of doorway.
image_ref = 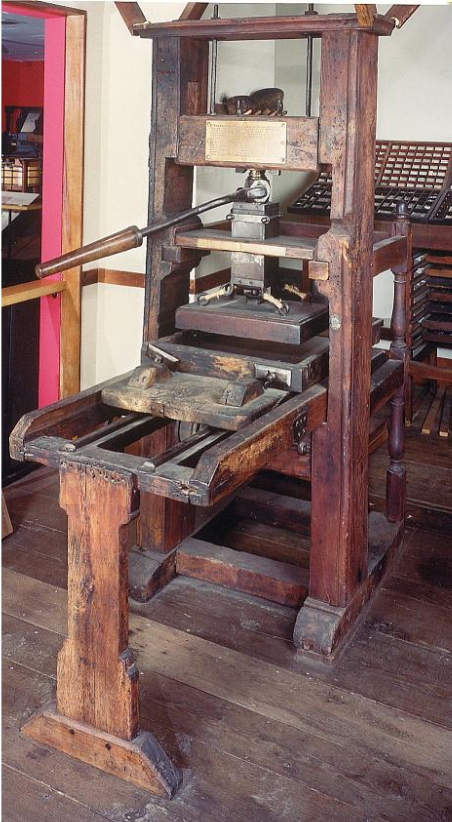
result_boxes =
[2,0,85,483]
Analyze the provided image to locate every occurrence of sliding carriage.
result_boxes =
[11,5,416,799]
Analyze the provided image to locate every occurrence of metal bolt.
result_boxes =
[330,313,341,331]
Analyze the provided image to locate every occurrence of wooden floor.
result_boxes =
[2,429,452,822]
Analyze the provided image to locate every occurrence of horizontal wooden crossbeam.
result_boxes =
[2,279,66,308]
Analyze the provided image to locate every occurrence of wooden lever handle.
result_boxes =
[35,225,143,279]
[35,187,261,279]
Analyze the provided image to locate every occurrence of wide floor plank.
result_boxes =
[3,570,452,792]
[2,764,113,822]
[4,616,452,822]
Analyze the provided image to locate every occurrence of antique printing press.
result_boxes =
[11,8,413,798]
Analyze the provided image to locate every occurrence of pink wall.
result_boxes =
[38,15,66,406]
[2,3,67,407]
[2,61,44,130]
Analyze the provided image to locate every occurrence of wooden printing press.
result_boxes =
[290,138,452,434]
[11,7,416,799]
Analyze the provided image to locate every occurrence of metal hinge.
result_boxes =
[254,363,292,388]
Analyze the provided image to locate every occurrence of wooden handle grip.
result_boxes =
[35,225,143,279]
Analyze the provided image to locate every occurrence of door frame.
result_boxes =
[2,0,85,400]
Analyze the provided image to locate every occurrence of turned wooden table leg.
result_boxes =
[386,385,406,522]
[387,204,409,523]
[22,460,181,798]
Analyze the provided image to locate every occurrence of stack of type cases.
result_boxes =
[409,252,430,357]
[423,251,452,347]
[289,141,452,355]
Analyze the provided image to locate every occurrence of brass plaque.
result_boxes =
[205,120,287,165]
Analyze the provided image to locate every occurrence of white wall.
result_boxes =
[51,1,188,386]
[63,1,277,385]
[58,3,451,384]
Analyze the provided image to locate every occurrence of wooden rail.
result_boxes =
[2,280,66,308]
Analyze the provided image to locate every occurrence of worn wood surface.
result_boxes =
[354,4,377,27]
[20,461,180,797]
[294,514,403,657]
[2,279,66,307]
[56,463,139,735]
[134,14,395,40]
[9,371,132,463]
[190,385,327,505]
[150,337,329,393]
[60,11,86,398]
[179,3,208,20]
[309,29,378,608]
[115,2,146,33]
[177,537,309,607]
[177,115,319,172]
[175,228,318,260]
[2,493,13,538]
[385,4,419,28]
[144,36,208,342]
[23,702,181,797]
[1,458,451,819]
[138,425,195,555]
[102,372,286,431]
[176,296,328,346]
[2,428,452,820]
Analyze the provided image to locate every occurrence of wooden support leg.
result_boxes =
[2,492,13,538]
[22,461,181,798]
[386,384,406,522]
[130,424,196,602]
[294,29,379,657]
[386,208,408,523]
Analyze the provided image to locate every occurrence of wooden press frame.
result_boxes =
[9,2,417,800]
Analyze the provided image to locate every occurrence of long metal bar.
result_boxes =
[305,4,317,117]
[209,4,219,114]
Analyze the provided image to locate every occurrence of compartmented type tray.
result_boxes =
[289,140,452,224]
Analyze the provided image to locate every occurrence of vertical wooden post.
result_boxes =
[22,461,181,797]
[60,12,85,398]
[129,36,208,601]
[57,462,138,736]
[310,30,378,605]
[386,385,406,522]
[294,29,379,654]
[144,36,209,342]
[139,425,195,555]
[387,204,409,522]
[130,425,196,602]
